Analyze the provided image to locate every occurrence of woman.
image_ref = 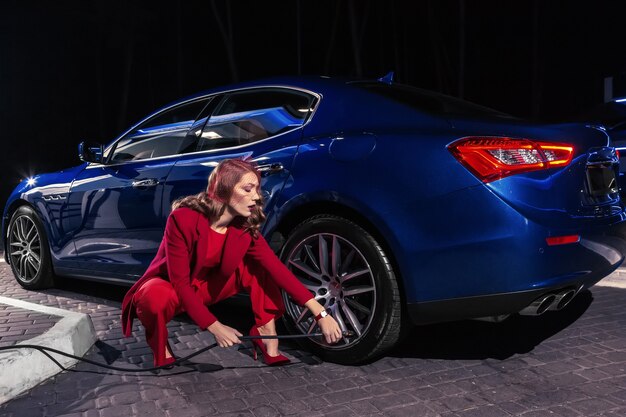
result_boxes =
[121,158,342,367]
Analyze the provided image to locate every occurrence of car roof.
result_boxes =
[160,75,360,109]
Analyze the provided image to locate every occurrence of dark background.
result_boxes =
[1,1,626,209]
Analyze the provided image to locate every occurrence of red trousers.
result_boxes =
[133,262,285,366]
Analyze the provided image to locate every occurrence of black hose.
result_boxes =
[0,331,354,373]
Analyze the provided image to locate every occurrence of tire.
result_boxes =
[7,206,56,289]
[280,215,403,364]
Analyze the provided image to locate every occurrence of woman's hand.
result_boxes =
[207,321,243,347]
[317,314,343,344]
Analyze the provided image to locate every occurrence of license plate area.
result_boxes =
[586,164,618,196]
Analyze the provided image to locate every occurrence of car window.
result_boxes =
[352,82,518,120]
[109,97,211,163]
[197,89,315,152]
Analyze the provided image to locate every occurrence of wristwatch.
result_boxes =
[314,309,328,322]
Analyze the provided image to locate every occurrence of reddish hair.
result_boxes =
[172,158,265,237]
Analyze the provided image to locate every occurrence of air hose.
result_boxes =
[0,331,354,373]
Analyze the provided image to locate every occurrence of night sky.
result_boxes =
[1,1,626,207]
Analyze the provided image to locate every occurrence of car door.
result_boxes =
[64,97,212,279]
[163,87,319,235]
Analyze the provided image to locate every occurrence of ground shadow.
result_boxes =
[53,276,128,303]
[35,274,598,364]
[388,289,594,361]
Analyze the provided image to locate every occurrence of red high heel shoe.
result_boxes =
[162,341,177,369]
[249,326,291,366]
[150,342,176,374]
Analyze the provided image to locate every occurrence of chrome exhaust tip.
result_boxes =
[519,294,556,316]
[548,288,577,311]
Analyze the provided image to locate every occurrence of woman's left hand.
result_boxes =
[317,315,343,344]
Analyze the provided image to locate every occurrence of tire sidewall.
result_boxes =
[7,205,54,289]
[280,215,399,364]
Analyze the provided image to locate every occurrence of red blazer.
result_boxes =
[121,207,313,337]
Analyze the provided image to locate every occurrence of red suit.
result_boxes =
[121,207,313,366]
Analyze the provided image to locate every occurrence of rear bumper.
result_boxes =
[394,176,626,305]
[406,257,621,325]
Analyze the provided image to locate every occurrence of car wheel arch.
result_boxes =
[270,200,409,307]
[3,200,33,256]
[5,203,57,289]
[4,201,54,263]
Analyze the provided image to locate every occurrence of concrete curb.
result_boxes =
[0,296,97,405]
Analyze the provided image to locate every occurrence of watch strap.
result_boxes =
[314,309,328,322]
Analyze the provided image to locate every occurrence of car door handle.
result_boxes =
[132,179,159,188]
[257,162,284,177]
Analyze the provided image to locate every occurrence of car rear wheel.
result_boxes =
[280,215,403,364]
[7,206,55,289]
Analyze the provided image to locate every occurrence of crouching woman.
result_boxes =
[121,158,342,367]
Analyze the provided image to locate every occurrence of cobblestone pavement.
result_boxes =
[1,260,626,416]
[0,304,60,347]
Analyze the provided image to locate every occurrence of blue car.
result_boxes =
[3,74,626,363]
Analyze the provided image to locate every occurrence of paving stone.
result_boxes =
[384,403,441,417]
[279,387,314,401]
[476,387,522,403]
[155,395,189,410]
[213,398,248,413]
[99,405,133,417]
[82,409,100,417]
[110,390,142,405]
[521,388,588,408]
[546,405,584,416]
[568,397,620,415]
[408,386,445,400]
[496,401,527,415]
[454,405,507,417]
[314,404,358,417]
[346,399,379,414]
[0,405,45,417]
[250,405,280,417]
[165,405,209,417]
[521,410,562,417]
[324,387,371,405]
[242,392,284,408]
[369,393,419,411]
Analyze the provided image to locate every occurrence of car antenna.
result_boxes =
[378,71,395,84]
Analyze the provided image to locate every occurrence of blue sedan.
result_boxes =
[3,74,626,363]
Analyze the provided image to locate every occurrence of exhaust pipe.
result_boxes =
[548,288,578,311]
[519,294,556,316]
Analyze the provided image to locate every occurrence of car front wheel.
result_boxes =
[7,205,55,289]
[280,215,403,364]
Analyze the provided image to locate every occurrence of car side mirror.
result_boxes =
[78,142,104,164]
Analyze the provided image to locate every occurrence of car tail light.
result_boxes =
[448,137,574,183]
[546,235,580,246]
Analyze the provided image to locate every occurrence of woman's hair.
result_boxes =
[172,158,266,237]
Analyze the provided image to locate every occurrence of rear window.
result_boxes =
[353,82,517,120]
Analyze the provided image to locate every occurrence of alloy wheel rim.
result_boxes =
[283,233,376,349]
[8,215,41,283]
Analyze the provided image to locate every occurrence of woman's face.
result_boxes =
[227,172,260,218]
